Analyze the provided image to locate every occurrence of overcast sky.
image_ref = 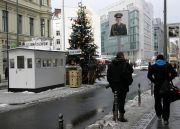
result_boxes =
[52,0,180,23]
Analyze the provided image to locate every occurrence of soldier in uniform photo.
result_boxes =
[110,13,127,36]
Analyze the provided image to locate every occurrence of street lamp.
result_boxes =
[17,0,19,46]
[5,1,9,91]
[164,0,167,59]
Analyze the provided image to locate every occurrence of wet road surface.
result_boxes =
[0,88,113,129]
[0,70,150,129]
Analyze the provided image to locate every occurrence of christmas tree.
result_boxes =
[67,2,103,84]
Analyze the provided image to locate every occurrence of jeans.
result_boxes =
[154,87,170,120]
[113,91,127,113]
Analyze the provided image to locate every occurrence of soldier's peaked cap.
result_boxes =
[114,13,123,18]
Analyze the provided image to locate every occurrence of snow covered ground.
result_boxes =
[85,90,155,129]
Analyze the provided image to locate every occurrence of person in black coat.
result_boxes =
[107,52,133,122]
[5,67,8,80]
[147,54,177,125]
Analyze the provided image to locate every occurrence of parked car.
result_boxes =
[140,62,149,71]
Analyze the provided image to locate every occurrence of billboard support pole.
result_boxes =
[164,0,168,59]
[118,36,121,51]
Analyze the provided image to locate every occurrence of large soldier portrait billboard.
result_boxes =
[168,26,179,37]
[109,10,129,37]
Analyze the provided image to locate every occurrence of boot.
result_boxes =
[118,113,128,122]
[113,111,118,121]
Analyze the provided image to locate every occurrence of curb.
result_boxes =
[0,85,7,90]
[132,110,156,129]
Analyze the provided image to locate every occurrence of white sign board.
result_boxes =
[68,49,81,55]
[24,40,53,50]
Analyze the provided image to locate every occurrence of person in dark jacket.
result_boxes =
[147,54,177,125]
[5,67,8,80]
[107,52,133,122]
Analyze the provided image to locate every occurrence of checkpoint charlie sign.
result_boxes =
[68,49,82,55]
[24,39,53,50]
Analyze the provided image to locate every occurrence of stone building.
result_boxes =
[0,0,52,78]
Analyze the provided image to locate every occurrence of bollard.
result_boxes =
[138,83,141,106]
[59,113,64,129]
[114,91,118,122]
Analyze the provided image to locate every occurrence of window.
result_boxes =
[47,59,51,67]
[42,60,47,67]
[52,59,57,67]
[30,17,34,36]
[56,48,60,50]
[40,0,48,6]
[10,59,14,68]
[47,20,50,37]
[56,31,60,36]
[36,58,41,68]
[60,59,64,66]
[40,0,43,5]
[56,39,60,44]
[17,56,24,69]
[27,58,32,68]
[18,15,22,34]
[2,10,8,32]
[41,18,45,36]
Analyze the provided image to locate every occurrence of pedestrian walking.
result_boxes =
[148,62,151,70]
[173,62,177,72]
[147,54,177,125]
[177,62,180,75]
[107,52,133,122]
[5,67,8,80]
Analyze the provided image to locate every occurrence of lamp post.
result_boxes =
[17,0,19,46]
[164,0,167,59]
[5,1,9,91]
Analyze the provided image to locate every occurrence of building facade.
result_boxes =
[52,9,62,51]
[167,23,180,62]
[0,0,52,77]
[153,18,164,55]
[51,4,101,54]
[100,0,154,63]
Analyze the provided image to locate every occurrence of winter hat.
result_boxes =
[156,54,164,60]
[116,52,124,59]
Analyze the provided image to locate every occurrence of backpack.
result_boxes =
[121,62,133,86]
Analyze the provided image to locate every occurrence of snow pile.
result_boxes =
[22,91,35,94]
[0,104,8,107]
[86,90,155,129]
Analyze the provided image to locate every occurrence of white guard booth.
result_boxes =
[8,48,66,92]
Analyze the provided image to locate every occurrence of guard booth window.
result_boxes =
[17,56,24,69]
[36,58,41,68]
[27,58,32,68]
[10,59,15,68]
